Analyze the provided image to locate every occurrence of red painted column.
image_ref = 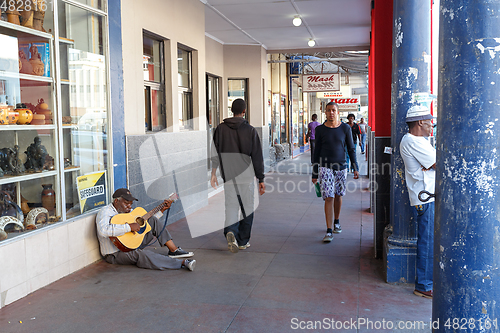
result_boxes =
[370,0,393,137]
[369,0,394,258]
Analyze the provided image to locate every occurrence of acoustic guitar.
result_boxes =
[109,193,179,252]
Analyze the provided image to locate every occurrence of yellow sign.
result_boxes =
[77,171,107,213]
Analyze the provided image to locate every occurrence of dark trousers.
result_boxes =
[310,139,316,163]
[223,182,255,246]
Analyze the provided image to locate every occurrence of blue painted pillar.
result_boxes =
[434,0,500,330]
[384,0,431,282]
[108,0,127,190]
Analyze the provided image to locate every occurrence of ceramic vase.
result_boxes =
[41,184,55,211]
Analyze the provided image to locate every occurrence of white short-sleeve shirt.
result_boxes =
[400,133,436,206]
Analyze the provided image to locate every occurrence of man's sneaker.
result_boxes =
[333,223,342,233]
[226,231,239,253]
[168,247,194,259]
[238,242,250,250]
[183,259,196,271]
[414,289,433,299]
[323,233,333,242]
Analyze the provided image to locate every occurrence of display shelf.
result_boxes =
[58,37,74,45]
[0,71,54,83]
[64,166,80,173]
[0,170,57,186]
[62,124,78,129]
[0,20,53,40]
[0,124,56,131]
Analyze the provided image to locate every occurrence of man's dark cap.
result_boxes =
[112,188,138,201]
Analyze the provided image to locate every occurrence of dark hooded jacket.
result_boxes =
[211,117,265,184]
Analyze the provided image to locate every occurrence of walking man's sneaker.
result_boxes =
[323,233,333,242]
[238,242,250,250]
[168,247,194,258]
[183,259,196,271]
[226,231,239,253]
[413,289,433,299]
[333,223,342,233]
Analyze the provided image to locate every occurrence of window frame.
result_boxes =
[178,45,193,130]
[227,78,249,121]
[143,31,166,132]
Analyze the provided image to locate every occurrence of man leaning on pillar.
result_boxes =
[399,105,436,299]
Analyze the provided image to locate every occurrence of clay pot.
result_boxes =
[6,10,20,25]
[16,104,33,124]
[41,184,55,211]
[7,107,19,124]
[0,104,10,124]
[33,1,45,32]
[20,3,34,28]
[35,99,51,124]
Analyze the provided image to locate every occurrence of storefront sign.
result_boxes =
[332,95,360,111]
[303,73,340,92]
[77,171,107,214]
[316,85,351,99]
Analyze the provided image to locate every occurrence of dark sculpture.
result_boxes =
[0,145,24,176]
[0,190,24,222]
[24,137,48,172]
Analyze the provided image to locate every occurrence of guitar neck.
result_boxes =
[142,203,166,220]
[142,193,178,220]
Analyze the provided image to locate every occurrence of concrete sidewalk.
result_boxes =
[0,152,431,333]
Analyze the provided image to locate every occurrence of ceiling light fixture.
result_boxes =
[308,39,316,47]
[292,16,302,27]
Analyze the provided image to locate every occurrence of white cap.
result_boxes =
[405,105,434,122]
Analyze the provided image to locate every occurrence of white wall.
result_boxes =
[223,45,267,127]
[0,214,99,308]
[121,0,206,134]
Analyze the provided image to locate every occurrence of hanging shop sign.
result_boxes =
[331,95,360,111]
[77,171,107,214]
[316,85,351,98]
[303,73,340,92]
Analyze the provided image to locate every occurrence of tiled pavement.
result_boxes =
[0,151,432,333]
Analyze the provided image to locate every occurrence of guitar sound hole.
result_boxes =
[135,217,145,226]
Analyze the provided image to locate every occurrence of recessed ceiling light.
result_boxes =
[308,39,316,47]
[293,16,302,27]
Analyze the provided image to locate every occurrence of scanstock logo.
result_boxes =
[331,98,359,104]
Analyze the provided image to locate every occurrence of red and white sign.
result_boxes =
[332,95,360,111]
[317,91,345,98]
[303,73,340,92]
[330,98,359,104]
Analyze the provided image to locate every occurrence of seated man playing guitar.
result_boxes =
[95,188,195,271]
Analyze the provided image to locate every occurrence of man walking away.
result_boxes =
[211,98,266,253]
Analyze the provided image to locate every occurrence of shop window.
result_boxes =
[67,0,106,11]
[228,78,248,120]
[206,74,220,169]
[0,0,112,242]
[178,46,192,130]
[143,33,166,132]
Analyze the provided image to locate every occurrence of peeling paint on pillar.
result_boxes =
[385,0,431,283]
[434,0,500,329]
